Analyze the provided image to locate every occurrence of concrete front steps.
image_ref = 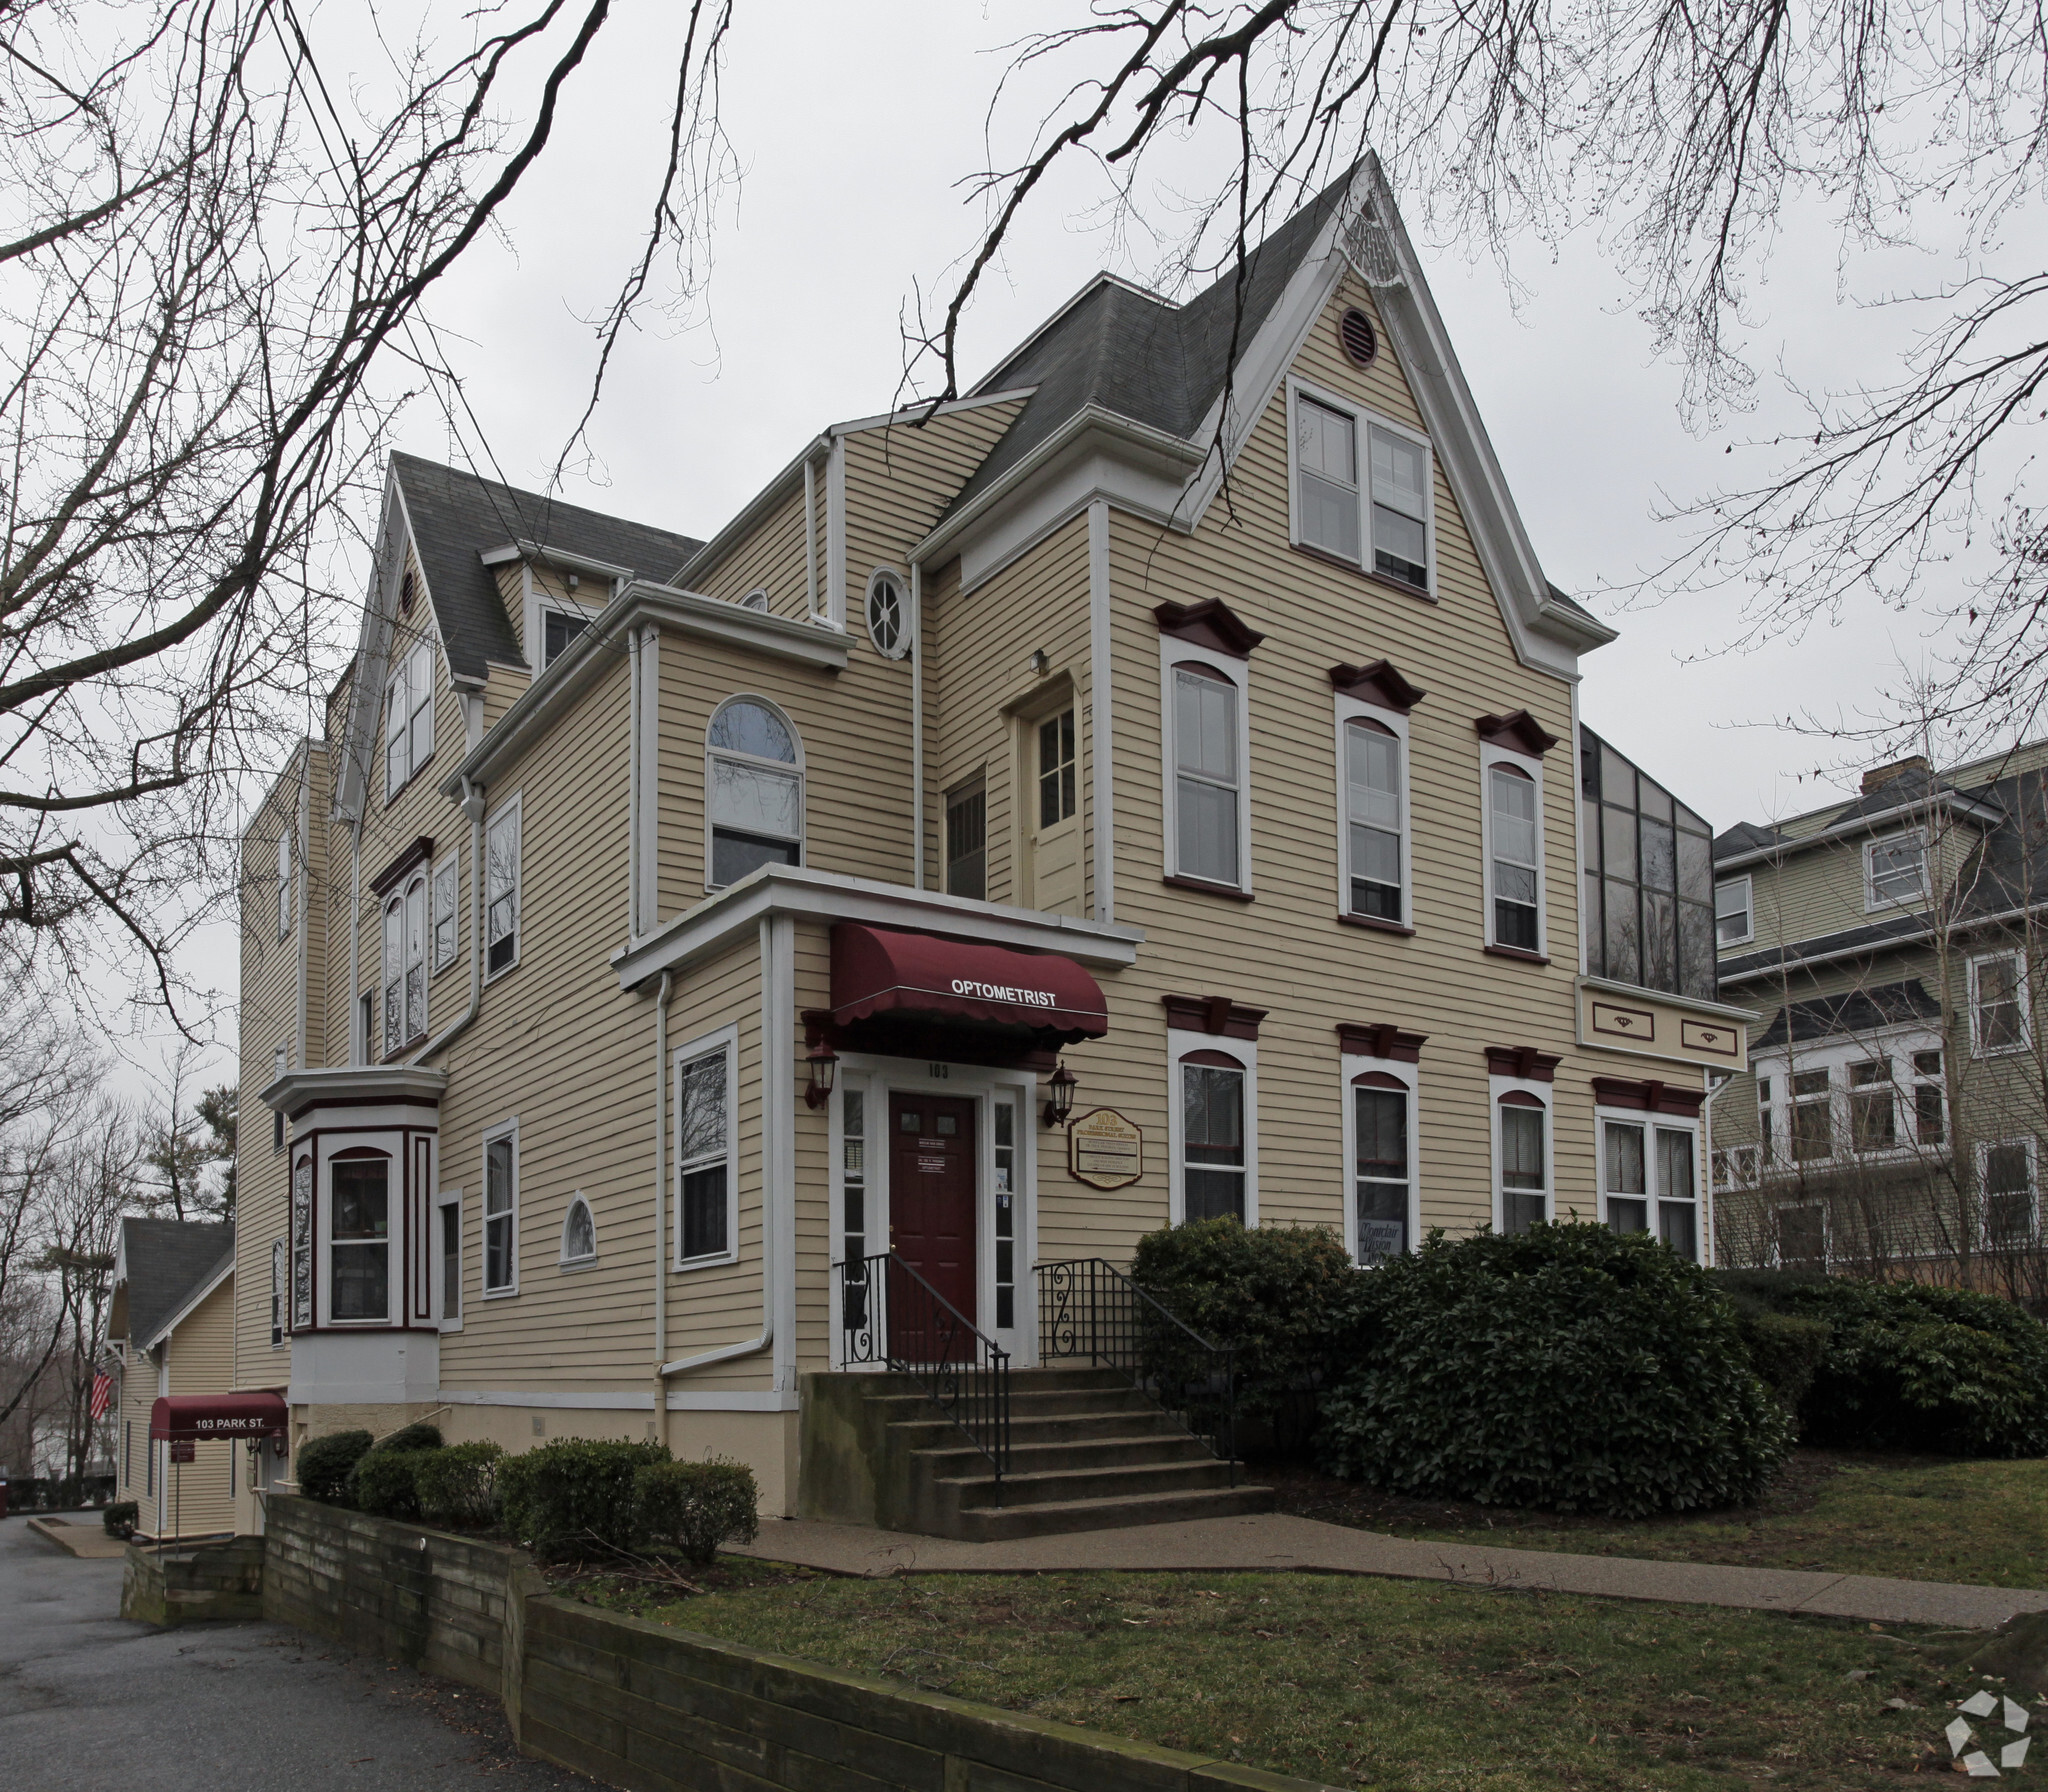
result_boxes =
[877,1365,1272,1542]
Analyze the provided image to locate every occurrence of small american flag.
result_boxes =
[89,1372,112,1419]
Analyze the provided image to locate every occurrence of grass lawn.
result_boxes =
[1268,1450,2048,1590]
[575,1567,2005,1791]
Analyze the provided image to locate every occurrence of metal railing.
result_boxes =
[1033,1258,1239,1483]
[836,1251,1011,1501]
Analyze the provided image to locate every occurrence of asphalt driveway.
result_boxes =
[0,1515,590,1790]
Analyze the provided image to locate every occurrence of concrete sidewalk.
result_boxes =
[733,1512,2048,1630]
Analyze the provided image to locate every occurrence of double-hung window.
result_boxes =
[1865,830,1927,908]
[1600,1114,1700,1260]
[277,823,294,939]
[1912,1049,1946,1144]
[1848,1059,1897,1152]
[675,1032,736,1263]
[1970,950,2028,1055]
[485,800,520,977]
[706,698,803,889]
[542,607,591,666]
[1167,660,1247,889]
[1485,756,1544,953]
[1715,875,1753,947]
[431,851,459,972]
[944,777,986,900]
[1290,384,1433,590]
[384,640,435,800]
[1789,1068,1832,1160]
[1180,1054,1248,1222]
[1495,1093,1549,1234]
[1341,714,1406,923]
[1981,1141,2037,1249]
[381,872,428,1053]
[1341,1044,1416,1264]
[482,1126,517,1295]
[329,1152,392,1321]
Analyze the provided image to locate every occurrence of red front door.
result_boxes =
[889,1093,977,1360]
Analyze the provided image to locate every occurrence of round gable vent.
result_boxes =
[1339,307,1377,368]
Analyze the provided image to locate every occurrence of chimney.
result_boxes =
[1861,755,1930,797]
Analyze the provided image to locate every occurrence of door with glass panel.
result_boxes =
[1024,706,1082,915]
[1602,1116,1700,1259]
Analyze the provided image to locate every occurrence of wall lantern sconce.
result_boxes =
[1041,1061,1078,1128]
[804,1040,839,1109]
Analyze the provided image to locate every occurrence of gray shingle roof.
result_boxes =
[119,1217,233,1349]
[1754,978,1943,1050]
[949,168,1358,521]
[391,454,704,682]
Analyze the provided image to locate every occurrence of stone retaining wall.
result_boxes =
[262,1496,1336,1792]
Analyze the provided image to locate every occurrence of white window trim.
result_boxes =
[384,638,436,802]
[864,565,911,660]
[673,1022,740,1270]
[1753,1027,1947,1171]
[1335,695,1412,927]
[1158,637,1254,894]
[1773,1199,1830,1270]
[523,564,604,673]
[1977,1136,2040,1246]
[481,1118,520,1299]
[431,847,460,975]
[1863,828,1929,912]
[277,821,294,940]
[703,696,806,895]
[483,792,522,984]
[558,1191,598,1269]
[437,1188,463,1331]
[318,1138,399,1327]
[1338,1047,1418,1264]
[1284,374,1437,597]
[1594,1105,1704,1251]
[1166,1026,1258,1226]
[1480,741,1548,956]
[1715,873,1754,948]
[1488,1073,1554,1233]
[1968,948,2031,1057]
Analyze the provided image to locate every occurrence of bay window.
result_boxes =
[1600,1114,1701,1260]
[329,1153,391,1321]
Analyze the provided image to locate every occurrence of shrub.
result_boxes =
[103,1500,138,1539]
[1321,1223,1791,1517]
[1730,1306,1834,1417]
[296,1429,374,1504]
[1717,1274,2048,1457]
[634,1459,760,1565]
[1131,1217,1370,1444]
[499,1439,670,1561]
[350,1448,430,1520]
[375,1421,444,1453]
[415,1441,505,1528]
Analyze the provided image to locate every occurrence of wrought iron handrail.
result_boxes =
[835,1251,1010,1501]
[1033,1258,1239,1483]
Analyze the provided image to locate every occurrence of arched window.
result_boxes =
[706,698,803,889]
[381,872,429,1053]
[1171,662,1243,887]
[1343,717,1404,922]
[1496,1091,1548,1235]
[559,1194,596,1266]
[1486,761,1542,951]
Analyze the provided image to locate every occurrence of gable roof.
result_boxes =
[952,169,1356,522]
[116,1218,233,1350]
[390,454,704,681]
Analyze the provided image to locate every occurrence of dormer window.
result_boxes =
[542,608,591,665]
[1866,830,1927,908]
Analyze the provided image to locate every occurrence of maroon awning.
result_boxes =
[150,1391,288,1442]
[830,924,1109,1044]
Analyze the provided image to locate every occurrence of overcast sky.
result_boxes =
[145,0,2012,1097]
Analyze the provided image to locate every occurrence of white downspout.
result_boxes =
[1702,1069,1731,1268]
[910,560,924,889]
[803,458,819,617]
[1087,500,1115,923]
[410,777,487,1064]
[658,918,780,1380]
[628,626,643,939]
[347,818,363,1064]
[651,969,672,1437]
[295,761,311,1067]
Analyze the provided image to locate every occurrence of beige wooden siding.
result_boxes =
[693,482,812,619]
[988,275,1689,1260]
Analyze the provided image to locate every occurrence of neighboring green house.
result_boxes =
[1710,742,2048,1306]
